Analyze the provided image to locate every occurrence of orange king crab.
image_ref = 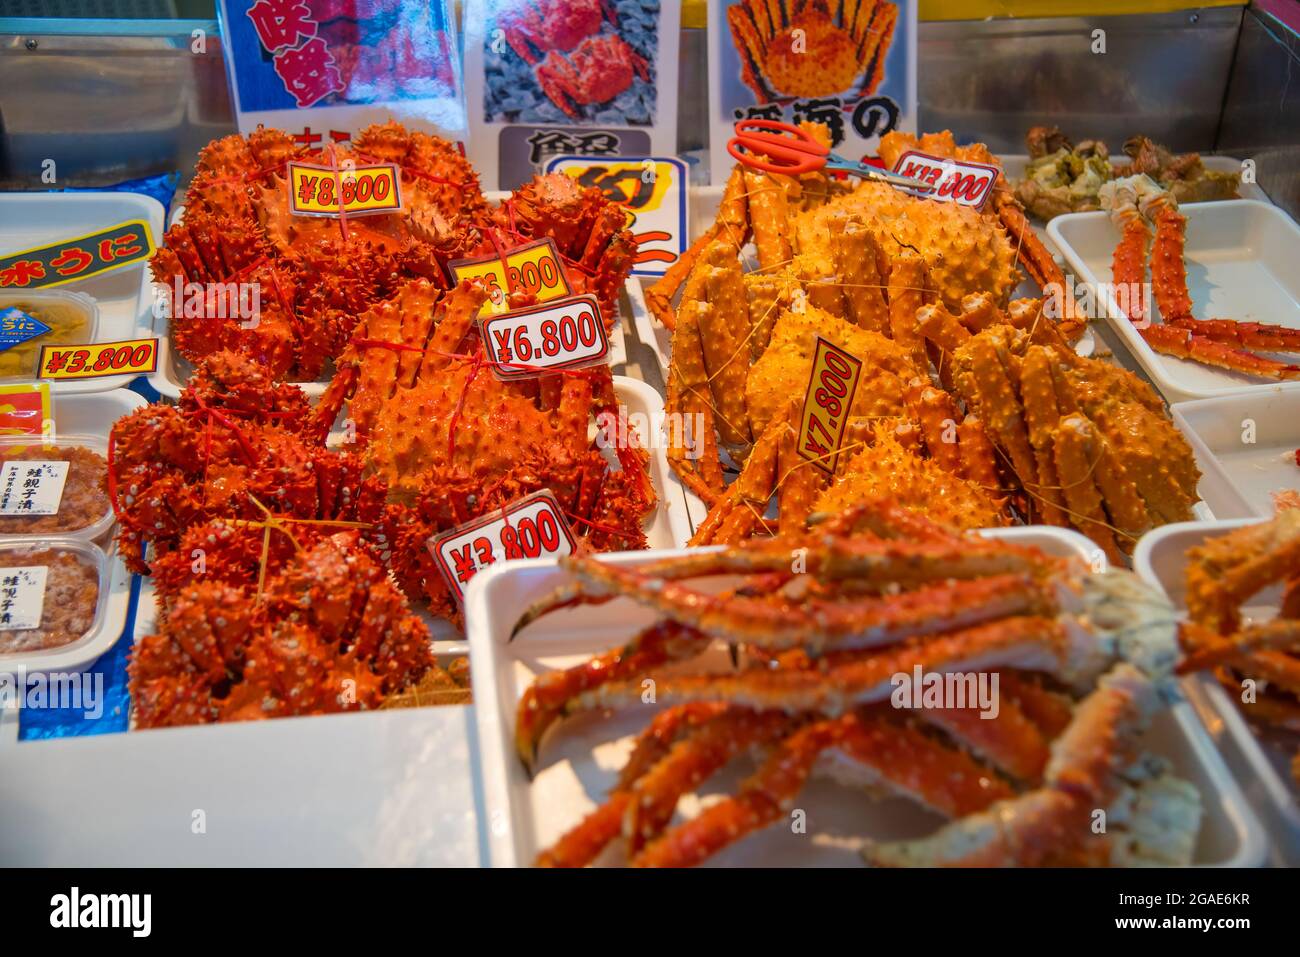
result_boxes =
[727,0,898,102]
[108,350,387,574]
[151,122,487,380]
[500,0,650,119]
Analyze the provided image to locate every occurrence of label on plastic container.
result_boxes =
[798,337,863,475]
[448,238,572,316]
[888,151,1000,210]
[0,308,52,354]
[0,220,155,289]
[428,489,576,604]
[0,565,47,630]
[481,295,609,379]
[0,461,69,515]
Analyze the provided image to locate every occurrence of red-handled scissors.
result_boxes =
[726,119,929,190]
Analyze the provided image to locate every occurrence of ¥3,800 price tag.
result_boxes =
[39,338,158,380]
[429,490,576,604]
[481,295,608,380]
[798,336,863,475]
[287,161,403,217]
[448,238,572,316]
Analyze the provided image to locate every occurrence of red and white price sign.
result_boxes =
[888,151,1000,211]
[797,337,863,475]
[481,295,609,380]
[429,490,576,604]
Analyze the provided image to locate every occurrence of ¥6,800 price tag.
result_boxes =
[798,337,863,474]
[429,490,576,604]
[288,161,403,217]
[39,338,158,380]
[481,295,608,379]
[448,238,572,316]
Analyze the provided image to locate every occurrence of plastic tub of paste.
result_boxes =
[0,538,115,673]
[0,435,114,543]
[0,290,100,381]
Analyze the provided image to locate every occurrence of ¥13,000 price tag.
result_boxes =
[287,161,403,217]
[481,295,608,379]
[39,338,158,380]
[429,490,576,604]
[888,151,1000,211]
[798,336,863,474]
[448,238,572,316]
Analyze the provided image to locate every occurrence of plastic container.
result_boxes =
[465,527,1267,867]
[1,191,164,395]
[1135,519,1300,863]
[0,290,100,380]
[1049,199,1300,403]
[1169,389,1300,520]
[0,435,113,543]
[0,537,127,675]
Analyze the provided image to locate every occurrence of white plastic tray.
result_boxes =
[466,526,1266,867]
[0,192,165,395]
[1134,519,1300,862]
[0,389,143,675]
[1170,389,1300,519]
[1049,199,1300,404]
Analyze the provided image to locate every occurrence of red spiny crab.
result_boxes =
[129,531,438,728]
[501,0,615,64]
[109,351,386,573]
[534,34,650,119]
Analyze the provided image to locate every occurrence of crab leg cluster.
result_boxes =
[514,502,1199,867]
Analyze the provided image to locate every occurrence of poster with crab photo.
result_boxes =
[707,0,916,185]
[463,0,680,190]
[217,0,467,143]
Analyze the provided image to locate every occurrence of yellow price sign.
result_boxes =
[448,238,572,316]
[39,338,158,380]
[797,337,863,475]
[287,161,403,217]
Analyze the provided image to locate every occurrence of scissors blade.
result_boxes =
[826,159,930,191]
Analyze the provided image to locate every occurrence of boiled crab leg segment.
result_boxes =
[1186,508,1300,634]
[515,621,706,769]
[905,379,962,476]
[1177,620,1300,674]
[572,616,1092,717]
[1053,414,1124,564]
[999,672,1075,739]
[666,299,726,503]
[699,259,754,446]
[1139,324,1300,380]
[687,409,782,546]
[863,663,1157,866]
[617,702,732,790]
[1107,193,1152,325]
[886,250,930,371]
[1145,196,1194,322]
[743,168,793,272]
[776,409,829,535]
[835,216,890,333]
[955,414,1002,493]
[1009,347,1068,528]
[920,696,1051,784]
[743,273,791,362]
[535,793,631,868]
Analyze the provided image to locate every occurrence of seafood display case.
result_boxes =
[1,0,1299,875]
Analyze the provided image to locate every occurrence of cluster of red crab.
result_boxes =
[121,122,659,727]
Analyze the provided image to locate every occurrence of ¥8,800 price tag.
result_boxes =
[481,295,608,380]
[288,161,403,217]
[39,338,158,380]
[429,490,576,604]
[798,337,863,474]
[448,238,572,316]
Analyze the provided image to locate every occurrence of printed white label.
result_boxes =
[0,565,47,630]
[0,460,69,515]
[481,295,609,380]
[888,150,1000,210]
[429,490,576,603]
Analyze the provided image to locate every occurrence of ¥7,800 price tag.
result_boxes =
[429,490,576,604]
[481,295,608,380]
[798,337,863,475]
[448,238,572,316]
[287,161,403,217]
[39,338,158,380]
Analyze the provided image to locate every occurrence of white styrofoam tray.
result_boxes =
[1049,199,1300,404]
[0,192,165,395]
[152,201,629,399]
[466,526,1266,867]
[0,389,143,675]
[1135,519,1300,862]
[1170,389,1300,520]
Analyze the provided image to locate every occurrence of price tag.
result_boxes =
[0,308,52,354]
[0,461,68,515]
[0,565,47,631]
[287,161,403,217]
[429,490,576,604]
[0,220,155,290]
[798,337,863,474]
[448,238,572,316]
[481,295,609,380]
[38,338,158,380]
[888,151,1000,211]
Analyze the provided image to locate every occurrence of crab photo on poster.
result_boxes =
[482,0,660,126]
